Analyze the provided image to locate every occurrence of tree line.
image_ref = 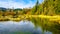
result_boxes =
[0,0,60,16]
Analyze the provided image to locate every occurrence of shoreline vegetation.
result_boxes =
[0,15,60,20]
[0,15,60,24]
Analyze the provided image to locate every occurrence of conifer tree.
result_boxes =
[31,0,39,14]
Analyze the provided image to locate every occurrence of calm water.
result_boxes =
[0,18,60,34]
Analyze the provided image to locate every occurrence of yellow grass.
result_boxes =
[0,15,60,21]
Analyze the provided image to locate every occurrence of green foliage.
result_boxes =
[31,0,39,15]
[31,0,60,15]
[42,0,60,15]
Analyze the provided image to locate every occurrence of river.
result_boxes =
[0,18,60,34]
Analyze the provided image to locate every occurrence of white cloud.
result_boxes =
[22,0,35,8]
[0,0,35,9]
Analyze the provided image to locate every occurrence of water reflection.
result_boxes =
[0,20,52,34]
[30,17,60,34]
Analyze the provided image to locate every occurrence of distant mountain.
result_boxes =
[14,8,22,11]
[0,7,7,12]
[0,7,23,12]
[0,7,7,10]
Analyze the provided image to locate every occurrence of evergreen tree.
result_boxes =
[31,0,39,14]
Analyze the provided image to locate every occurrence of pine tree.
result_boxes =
[31,0,39,14]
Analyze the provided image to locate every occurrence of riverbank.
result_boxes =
[0,15,60,23]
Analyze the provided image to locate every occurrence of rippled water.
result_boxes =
[0,20,52,34]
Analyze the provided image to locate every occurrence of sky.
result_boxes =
[0,0,44,9]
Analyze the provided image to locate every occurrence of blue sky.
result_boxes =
[0,0,44,9]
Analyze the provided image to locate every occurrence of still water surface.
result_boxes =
[0,20,52,34]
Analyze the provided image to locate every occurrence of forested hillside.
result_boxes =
[32,0,60,15]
